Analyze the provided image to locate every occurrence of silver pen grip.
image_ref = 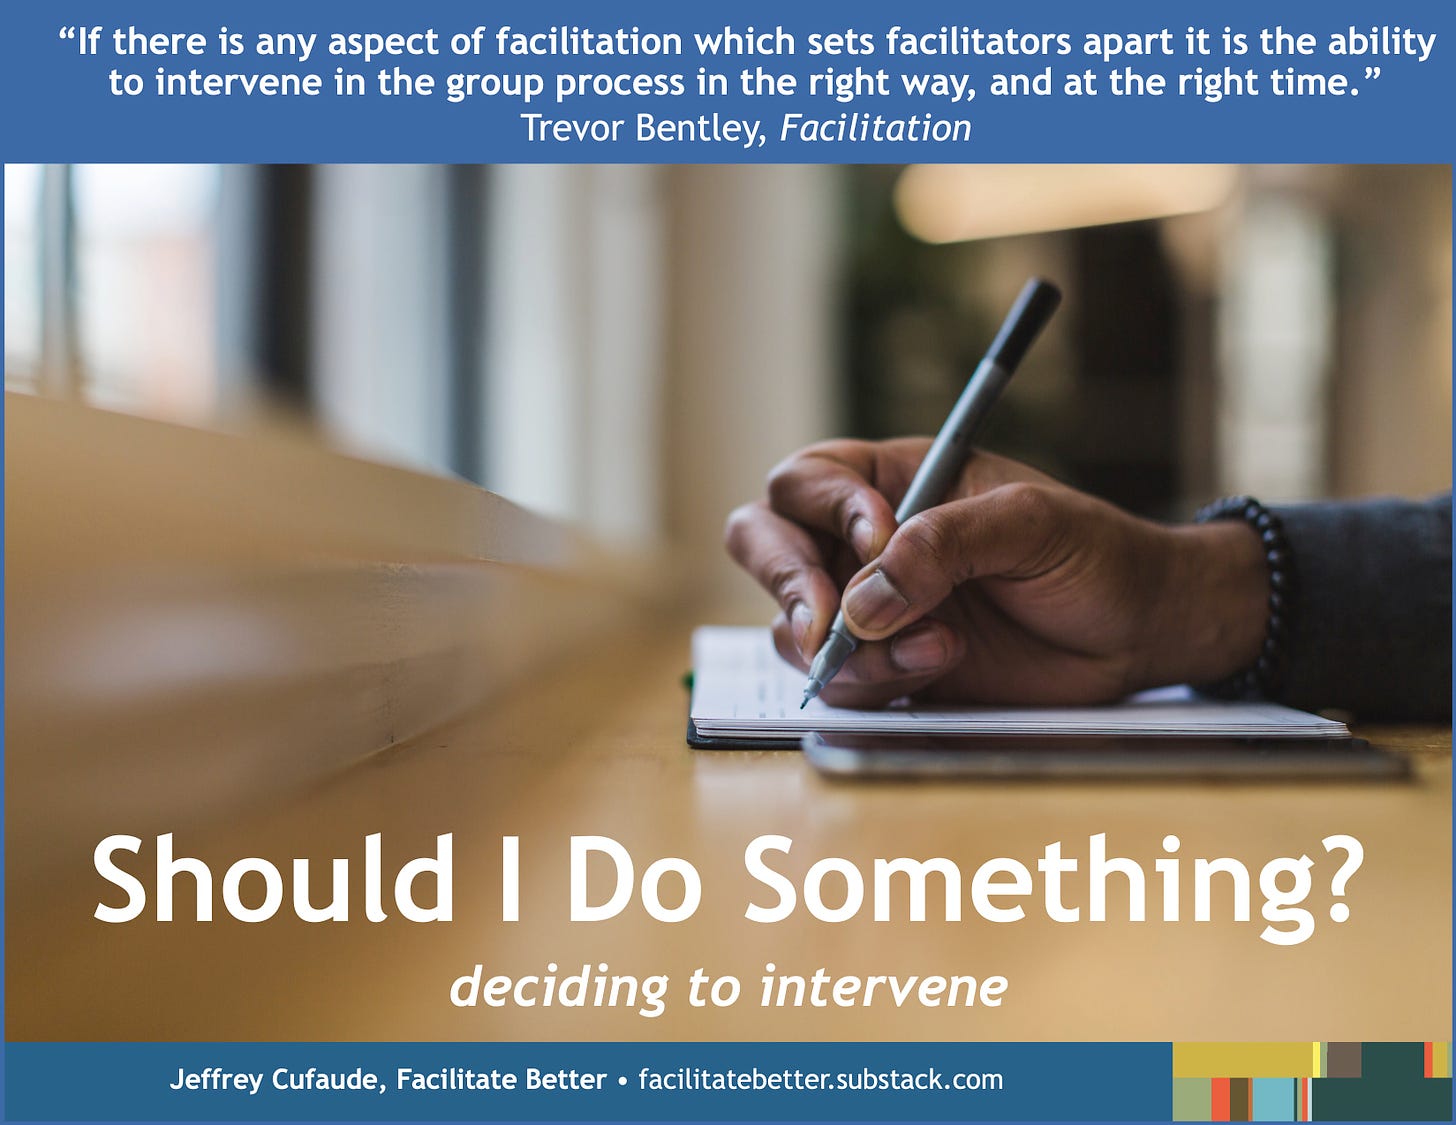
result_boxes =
[801,615,858,705]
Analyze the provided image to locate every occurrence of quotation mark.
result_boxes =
[1364,65,1382,80]
[59,24,101,54]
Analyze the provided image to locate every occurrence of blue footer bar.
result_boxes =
[5,1041,1170,1121]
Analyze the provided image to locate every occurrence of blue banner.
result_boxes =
[4,1042,1169,1121]
[2,0,1450,162]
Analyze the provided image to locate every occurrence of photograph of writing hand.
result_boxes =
[726,370,1449,724]
[729,439,1275,708]
[3,162,1449,1060]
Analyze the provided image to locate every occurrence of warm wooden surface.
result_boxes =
[10,622,1449,1043]
[4,393,652,886]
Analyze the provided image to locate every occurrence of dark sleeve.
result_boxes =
[1271,494,1451,721]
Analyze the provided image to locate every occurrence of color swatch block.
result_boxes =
[1172,1042,1452,1121]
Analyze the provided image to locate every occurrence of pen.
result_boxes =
[801,276,1062,708]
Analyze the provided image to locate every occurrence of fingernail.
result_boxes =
[890,625,950,674]
[848,516,877,560]
[790,602,814,658]
[842,569,909,633]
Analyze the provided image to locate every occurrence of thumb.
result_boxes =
[839,483,1064,640]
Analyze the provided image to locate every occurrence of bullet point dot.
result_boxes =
[618,1076,627,1086]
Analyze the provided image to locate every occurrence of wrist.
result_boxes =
[1142,519,1270,689]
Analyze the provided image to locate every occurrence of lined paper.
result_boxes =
[690,626,1349,740]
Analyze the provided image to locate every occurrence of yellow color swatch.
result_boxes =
[1173,1043,1319,1078]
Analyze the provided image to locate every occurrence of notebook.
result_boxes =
[688,626,1350,747]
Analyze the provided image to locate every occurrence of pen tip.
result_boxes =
[800,698,809,710]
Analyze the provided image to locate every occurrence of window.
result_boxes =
[3,163,220,424]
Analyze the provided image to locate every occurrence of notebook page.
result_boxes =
[690,626,1349,740]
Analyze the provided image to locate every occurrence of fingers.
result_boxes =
[765,442,901,566]
[840,482,1069,641]
[762,441,1060,568]
[772,613,966,708]
[724,501,842,658]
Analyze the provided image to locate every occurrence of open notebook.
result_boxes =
[688,626,1350,746]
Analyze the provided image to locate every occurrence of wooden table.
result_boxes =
[9,623,1449,1043]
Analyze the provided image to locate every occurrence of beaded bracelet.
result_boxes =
[1192,495,1294,700]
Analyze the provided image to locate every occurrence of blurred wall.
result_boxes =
[484,165,667,542]
[662,166,838,612]
[1328,165,1451,499]
[312,165,454,476]
[477,164,839,612]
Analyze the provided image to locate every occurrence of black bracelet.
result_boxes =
[1193,495,1294,700]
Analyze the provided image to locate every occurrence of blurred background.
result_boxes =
[5,163,1451,612]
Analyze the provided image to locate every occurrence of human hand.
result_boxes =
[724,439,1269,707]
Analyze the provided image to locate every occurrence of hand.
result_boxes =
[724,438,1269,707]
